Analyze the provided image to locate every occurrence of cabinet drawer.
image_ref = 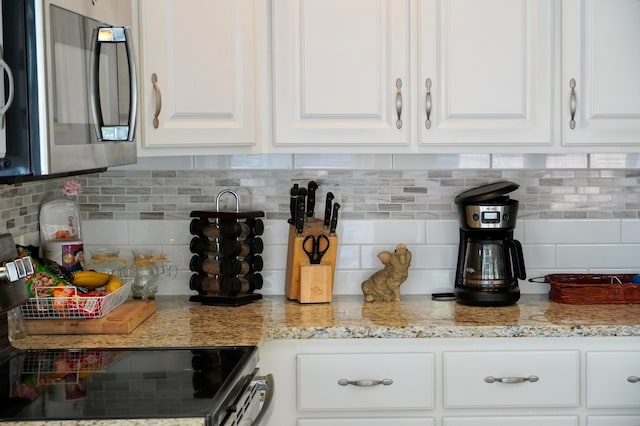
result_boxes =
[297,353,434,411]
[443,351,579,408]
[587,416,640,426]
[587,351,640,408]
[299,418,434,426]
[443,416,578,426]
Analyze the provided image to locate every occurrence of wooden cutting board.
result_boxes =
[24,300,157,335]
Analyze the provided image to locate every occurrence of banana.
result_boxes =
[72,271,112,289]
[105,274,123,293]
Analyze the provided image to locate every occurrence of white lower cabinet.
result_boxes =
[259,337,640,426]
[443,351,579,408]
[298,419,434,426]
[586,351,640,409]
[587,416,640,426]
[298,353,434,411]
[443,416,578,426]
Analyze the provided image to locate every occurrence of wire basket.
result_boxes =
[529,274,640,304]
[21,279,132,319]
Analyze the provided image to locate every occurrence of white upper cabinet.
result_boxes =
[271,0,411,150]
[417,0,556,149]
[562,0,640,147]
[136,0,257,155]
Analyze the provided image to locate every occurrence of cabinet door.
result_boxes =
[137,0,256,154]
[443,417,578,426]
[418,0,555,148]
[587,351,640,408]
[443,350,579,408]
[299,419,434,426]
[272,0,410,149]
[297,352,434,411]
[562,0,640,146]
[588,416,640,426]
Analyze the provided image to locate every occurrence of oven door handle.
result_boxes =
[251,373,274,426]
[0,47,15,130]
[89,26,138,142]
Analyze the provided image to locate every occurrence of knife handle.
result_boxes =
[296,197,306,235]
[324,192,334,228]
[330,202,340,234]
[307,181,318,218]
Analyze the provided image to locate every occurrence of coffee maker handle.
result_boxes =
[507,239,527,280]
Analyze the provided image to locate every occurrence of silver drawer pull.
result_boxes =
[484,375,539,384]
[338,378,393,387]
[628,376,639,383]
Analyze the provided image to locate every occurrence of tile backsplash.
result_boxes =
[2,153,640,297]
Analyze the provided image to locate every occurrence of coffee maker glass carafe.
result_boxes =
[463,239,507,289]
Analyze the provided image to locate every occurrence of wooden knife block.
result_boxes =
[285,220,338,303]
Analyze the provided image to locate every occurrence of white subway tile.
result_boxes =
[524,220,620,244]
[127,220,190,245]
[342,220,426,244]
[413,245,458,269]
[426,220,459,244]
[336,245,360,269]
[294,154,392,169]
[83,220,129,245]
[621,220,640,243]
[261,244,288,271]
[262,219,290,245]
[394,154,490,169]
[556,245,640,268]
[522,245,556,269]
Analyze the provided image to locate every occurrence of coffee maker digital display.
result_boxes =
[454,181,526,306]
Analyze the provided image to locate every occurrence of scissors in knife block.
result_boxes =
[302,234,330,264]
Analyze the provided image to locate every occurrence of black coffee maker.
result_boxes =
[454,181,526,306]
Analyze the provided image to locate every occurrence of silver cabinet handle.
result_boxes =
[424,78,432,129]
[152,73,162,129]
[395,78,403,129]
[0,47,15,130]
[569,78,576,130]
[628,376,639,383]
[338,378,393,387]
[484,375,539,384]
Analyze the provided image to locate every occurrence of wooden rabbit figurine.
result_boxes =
[361,243,412,302]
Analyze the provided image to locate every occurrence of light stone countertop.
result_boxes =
[13,294,640,351]
[7,294,640,426]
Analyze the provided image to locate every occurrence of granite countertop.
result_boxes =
[13,294,640,350]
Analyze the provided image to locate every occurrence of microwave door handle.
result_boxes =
[123,27,138,142]
[89,28,105,140]
[89,27,137,142]
[0,47,16,130]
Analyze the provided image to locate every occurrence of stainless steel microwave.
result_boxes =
[0,0,137,183]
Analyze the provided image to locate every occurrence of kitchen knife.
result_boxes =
[323,192,334,228]
[330,202,340,235]
[306,181,318,219]
[296,194,306,235]
[288,184,298,224]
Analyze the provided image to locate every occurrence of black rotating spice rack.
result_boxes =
[188,190,265,306]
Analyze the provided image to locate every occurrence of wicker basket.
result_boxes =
[530,274,640,304]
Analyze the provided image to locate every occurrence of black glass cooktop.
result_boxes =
[0,346,256,422]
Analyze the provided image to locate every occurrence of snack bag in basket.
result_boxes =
[17,246,74,297]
